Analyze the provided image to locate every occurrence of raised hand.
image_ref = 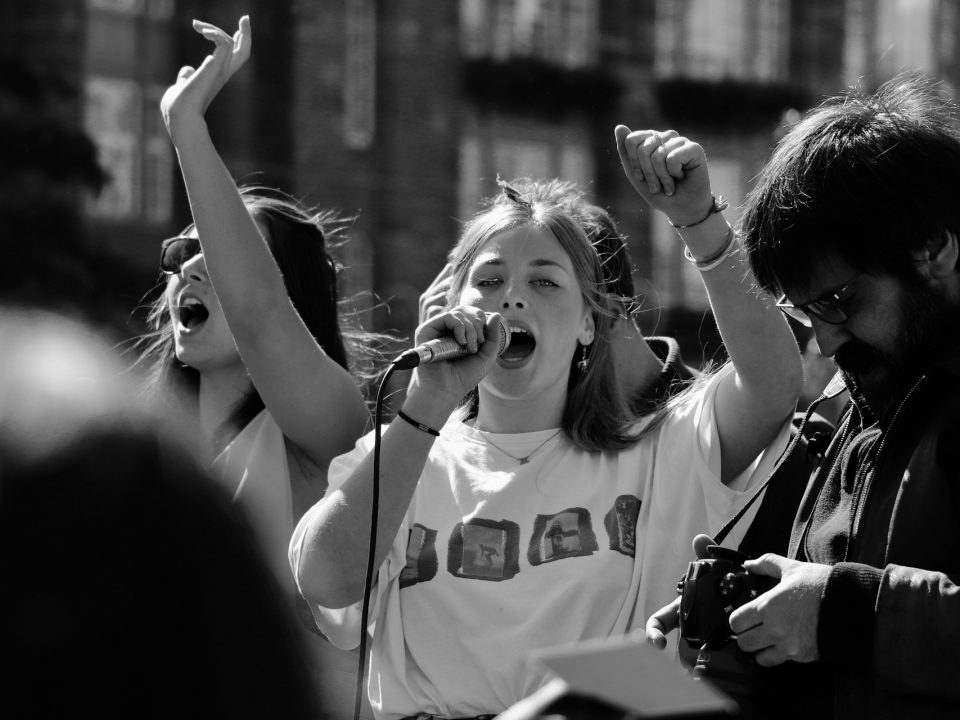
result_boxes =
[614,125,714,228]
[728,554,830,666]
[160,16,251,142]
[419,263,454,324]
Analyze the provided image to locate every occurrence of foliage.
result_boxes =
[0,53,137,338]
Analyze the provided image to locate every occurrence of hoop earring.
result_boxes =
[577,344,589,372]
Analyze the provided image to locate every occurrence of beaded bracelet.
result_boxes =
[682,226,739,273]
[396,408,440,437]
[670,195,729,229]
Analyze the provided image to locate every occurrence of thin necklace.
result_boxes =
[482,429,563,465]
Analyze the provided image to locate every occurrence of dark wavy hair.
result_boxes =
[742,74,960,296]
[135,186,380,447]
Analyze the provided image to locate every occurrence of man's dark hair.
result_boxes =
[741,74,960,295]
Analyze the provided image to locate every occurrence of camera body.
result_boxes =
[678,545,776,647]
[676,546,781,716]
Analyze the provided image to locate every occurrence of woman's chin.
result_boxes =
[481,370,565,406]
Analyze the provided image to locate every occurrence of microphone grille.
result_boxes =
[496,316,511,355]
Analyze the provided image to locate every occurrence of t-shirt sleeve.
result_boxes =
[705,367,791,541]
[657,363,792,537]
[288,426,411,650]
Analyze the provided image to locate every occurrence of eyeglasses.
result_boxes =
[775,274,862,328]
[160,235,201,275]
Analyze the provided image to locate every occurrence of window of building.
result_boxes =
[876,0,936,76]
[143,86,174,223]
[655,0,788,82]
[85,76,173,223]
[843,0,870,87]
[845,0,938,86]
[84,77,142,218]
[88,0,143,13]
[88,0,173,19]
[344,0,377,150]
[461,0,598,69]
[458,113,594,221]
[83,0,174,223]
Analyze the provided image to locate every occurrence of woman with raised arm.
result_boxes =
[289,123,802,720]
[137,17,374,718]
[140,13,370,581]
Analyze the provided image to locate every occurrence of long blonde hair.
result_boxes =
[448,184,641,452]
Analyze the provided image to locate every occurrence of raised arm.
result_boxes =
[295,308,505,609]
[615,126,802,482]
[160,17,368,472]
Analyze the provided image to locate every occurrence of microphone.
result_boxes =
[392,315,511,370]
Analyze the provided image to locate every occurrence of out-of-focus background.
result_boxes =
[5,0,958,365]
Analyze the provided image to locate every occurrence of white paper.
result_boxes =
[530,634,738,717]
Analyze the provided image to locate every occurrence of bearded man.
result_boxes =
[646,75,960,720]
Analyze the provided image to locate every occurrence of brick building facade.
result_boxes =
[10,0,960,360]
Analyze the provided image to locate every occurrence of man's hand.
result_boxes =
[729,554,831,666]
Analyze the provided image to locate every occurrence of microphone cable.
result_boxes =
[353,361,396,720]
[352,328,502,720]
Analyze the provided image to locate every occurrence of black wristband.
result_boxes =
[396,409,440,437]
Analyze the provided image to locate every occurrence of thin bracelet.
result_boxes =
[670,195,729,229]
[683,227,739,272]
[396,408,440,437]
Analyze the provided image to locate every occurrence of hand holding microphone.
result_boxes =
[393,311,511,370]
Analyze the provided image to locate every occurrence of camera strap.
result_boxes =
[713,372,846,546]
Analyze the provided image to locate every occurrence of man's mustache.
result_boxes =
[833,341,886,374]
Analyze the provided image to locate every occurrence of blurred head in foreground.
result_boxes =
[0,308,322,718]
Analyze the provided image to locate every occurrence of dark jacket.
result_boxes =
[788,349,960,719]
[633,336,697,411]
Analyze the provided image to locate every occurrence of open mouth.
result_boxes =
[177,295,209,330]
[501,327,536,362]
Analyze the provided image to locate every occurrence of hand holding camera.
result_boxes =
[678,544,778,651]
[673,544,778,710]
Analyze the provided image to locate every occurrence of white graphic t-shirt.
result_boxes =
[290,366,789,720]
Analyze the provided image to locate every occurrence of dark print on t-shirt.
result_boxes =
[527,508,598,566]
[604,494,641,557]
[448,518,521,581]
[400,523,439,589]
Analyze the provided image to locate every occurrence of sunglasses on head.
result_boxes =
[160,235,201,275]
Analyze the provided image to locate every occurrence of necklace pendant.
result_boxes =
[519,457,531,465]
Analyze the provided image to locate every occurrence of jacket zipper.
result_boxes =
[796,410,854,559]
[845,373,927,559]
